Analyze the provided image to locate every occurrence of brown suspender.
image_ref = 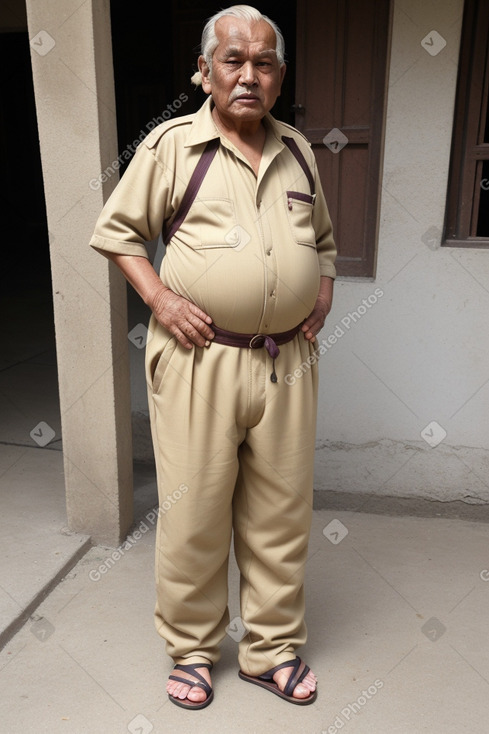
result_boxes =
[281,136,315,196]
[163,138,220,244]
[163,134,314,244]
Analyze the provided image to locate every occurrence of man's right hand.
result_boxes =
[151,287,215,350]
[105,253,214,350]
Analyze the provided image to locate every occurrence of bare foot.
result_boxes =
[273,666,317,699]
[166,666,212,703]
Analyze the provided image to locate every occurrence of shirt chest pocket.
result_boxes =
[181,198,240,249]
[285,191,317,248]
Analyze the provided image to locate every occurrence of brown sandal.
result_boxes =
[238,656,317,705]
[168,662,214,710]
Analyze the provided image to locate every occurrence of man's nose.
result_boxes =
[239,61,257,86]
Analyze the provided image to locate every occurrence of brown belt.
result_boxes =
[211,322,303,383]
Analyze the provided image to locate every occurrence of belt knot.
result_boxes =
[249,334,280,360]
[211,322,303,383]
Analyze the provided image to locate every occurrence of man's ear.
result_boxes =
[198,55,212,93]
[279,63,287,87]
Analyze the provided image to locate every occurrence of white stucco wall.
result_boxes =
[315,0,489,503]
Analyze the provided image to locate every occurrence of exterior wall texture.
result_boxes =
[314,0,489,503]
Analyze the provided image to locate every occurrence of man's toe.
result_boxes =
[187,686,206,702]
[293,683,311,698]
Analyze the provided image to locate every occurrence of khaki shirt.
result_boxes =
[90,97,336,333]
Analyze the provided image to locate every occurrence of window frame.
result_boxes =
[444,0,489,248]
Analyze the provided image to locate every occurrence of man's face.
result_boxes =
[199,16,286,125]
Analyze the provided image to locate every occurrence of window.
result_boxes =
[444,0,489,247]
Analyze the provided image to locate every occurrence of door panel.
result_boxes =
[296,0,391,277]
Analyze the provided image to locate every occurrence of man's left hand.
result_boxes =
[301,276,334,341]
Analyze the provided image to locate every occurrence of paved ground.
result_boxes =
[1,508,488,734]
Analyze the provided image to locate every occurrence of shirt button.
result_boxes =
[266,249,272,256]
[270,290,276,298]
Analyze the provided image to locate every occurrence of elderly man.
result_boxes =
[90,4,336,709]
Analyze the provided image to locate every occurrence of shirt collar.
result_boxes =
[184,96,286,153]
[184,97,220,147]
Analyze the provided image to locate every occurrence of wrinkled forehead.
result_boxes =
[213,16,278,57]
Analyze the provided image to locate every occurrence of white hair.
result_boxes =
[191,4,285,86]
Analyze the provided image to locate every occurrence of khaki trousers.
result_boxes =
[146,317,318,676]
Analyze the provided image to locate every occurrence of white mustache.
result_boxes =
[229,87,260,102]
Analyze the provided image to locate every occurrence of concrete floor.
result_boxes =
[1,508,489,733]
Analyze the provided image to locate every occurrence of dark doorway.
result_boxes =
[0,32,51,296]
[0,31,57,400]
[110,1,297,172]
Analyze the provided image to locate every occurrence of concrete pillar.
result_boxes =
[25,0,133,545]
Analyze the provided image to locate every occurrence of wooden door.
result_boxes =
[296,0,391,277]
